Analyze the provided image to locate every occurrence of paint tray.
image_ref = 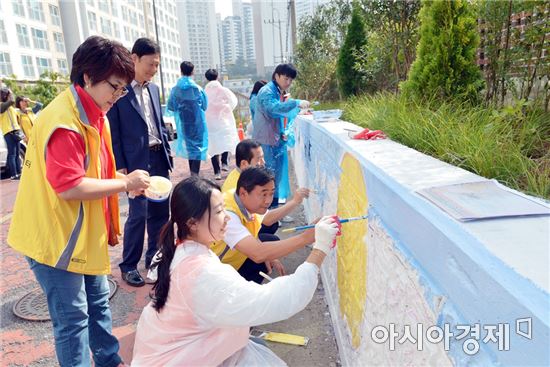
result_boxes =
[251,330,309,346]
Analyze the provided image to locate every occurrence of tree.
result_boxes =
[401,0,484,102]
[2,71,67,107]
[358,0,421,91]
[293,0,351,101]
[225,57,257,79]
[337,3,368,97]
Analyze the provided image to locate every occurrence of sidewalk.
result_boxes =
[0,156,340,366]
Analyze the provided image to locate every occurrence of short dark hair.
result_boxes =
[131,38,161,57]
[236,166,274,194]
[235,139,261,168]
[0,87,11,103]
[250,80,267,98]
[180,61,194,76]
[15,96,27,109]
[272,64,297,80]
[71,36,134,87]
[205,69,218,81]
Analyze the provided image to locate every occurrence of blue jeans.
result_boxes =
[4,132,21,177]
[26,257,122,367]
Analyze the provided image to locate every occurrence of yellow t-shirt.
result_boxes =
[210,189,262,270]
[221,168,240,193]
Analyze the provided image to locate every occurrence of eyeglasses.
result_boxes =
[104,80,128,98]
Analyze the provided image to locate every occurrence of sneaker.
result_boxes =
[281,215,294,223]
[221,164,229,172]
[121,269,145,287]
[214,173,222,180]
[10,175,20,180]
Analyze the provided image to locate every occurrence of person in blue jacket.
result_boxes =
[249,80,267,121]
[252,64,310,207]
[168,61,208,175]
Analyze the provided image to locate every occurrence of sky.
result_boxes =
[215,0,233,19]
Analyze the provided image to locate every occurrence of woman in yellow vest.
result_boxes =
[8,36,150,367]
[0,87,23,179]
[15,95,42,143]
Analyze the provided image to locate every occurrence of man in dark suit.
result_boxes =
[107,38,173,287]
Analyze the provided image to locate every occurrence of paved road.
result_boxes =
[0,155,339,366]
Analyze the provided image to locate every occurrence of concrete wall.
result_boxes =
[292,116,550,366]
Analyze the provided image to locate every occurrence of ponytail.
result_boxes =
[151,218,176,312]
[150,176,221,312]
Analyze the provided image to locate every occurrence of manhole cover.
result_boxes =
[13,277,118,321]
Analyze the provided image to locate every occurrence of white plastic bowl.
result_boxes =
[146,176,173,202]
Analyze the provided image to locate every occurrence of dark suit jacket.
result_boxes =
[107,82,172,172]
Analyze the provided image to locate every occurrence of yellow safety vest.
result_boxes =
[210,189,263,270]
[17,108,37,139]
[7,85,120,275]
[0,105,21,135]
[221,168,240,193]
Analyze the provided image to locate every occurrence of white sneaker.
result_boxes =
[281,215,294,223]
[221,164,229,172]
[214,173,222,180]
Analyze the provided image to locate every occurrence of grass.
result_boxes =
[313,100,345,111]
[342,93,550,200]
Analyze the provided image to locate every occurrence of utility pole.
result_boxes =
[264,6,284,63]
[289,0,297,61]
[152,0,165,103]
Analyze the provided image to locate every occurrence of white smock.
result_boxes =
[204,81,240,156]
[132,241,319,366]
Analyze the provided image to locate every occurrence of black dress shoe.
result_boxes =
[122,270,145,287]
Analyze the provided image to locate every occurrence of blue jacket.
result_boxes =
[107,82,172,172]
[167,77,208,160]
[252,81,301,146]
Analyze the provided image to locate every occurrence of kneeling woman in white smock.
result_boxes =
[131,176,339,366]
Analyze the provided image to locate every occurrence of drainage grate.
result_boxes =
[13,277,118,321]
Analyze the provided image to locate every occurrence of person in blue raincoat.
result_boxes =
[252,64,310,207]
[249,80,267,121]
[168,61,208,175]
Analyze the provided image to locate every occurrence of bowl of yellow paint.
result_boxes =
[146,176,173,202]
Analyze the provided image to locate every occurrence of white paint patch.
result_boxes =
[321,219,453,366]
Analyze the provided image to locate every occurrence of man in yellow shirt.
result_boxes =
[212,167,311,283]
[222,139,265,192]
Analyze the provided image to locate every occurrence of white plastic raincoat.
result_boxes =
[204,81,239,157]
[133,241,319,366]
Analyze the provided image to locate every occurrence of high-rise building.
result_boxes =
[216,13,225,73]
[0,0,181,98]
[0,0,68,79]
[59,0,181,97]
[220,0,255,72]
[242,2,256,66]
[176,0,220,81]
[252,0,291,76]
[294,0,330,29]
[222,16,244,66]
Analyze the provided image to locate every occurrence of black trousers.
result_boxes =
[259,221,279,235]
[211,152,229,174]
[188,159,201,174]
[120,149,170,273]
[237,233,279,284]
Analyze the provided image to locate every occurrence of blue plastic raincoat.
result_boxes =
[252,81,302,200]
[167,77,208,160]
[249,94,259,121]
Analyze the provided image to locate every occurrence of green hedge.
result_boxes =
[343,93,550,199]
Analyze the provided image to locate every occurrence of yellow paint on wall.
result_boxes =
[336,153,368,349]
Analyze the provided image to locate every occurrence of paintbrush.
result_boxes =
[281,214,368,233]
